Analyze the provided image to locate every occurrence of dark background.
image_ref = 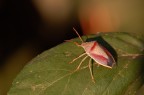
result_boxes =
[0,0,82,66]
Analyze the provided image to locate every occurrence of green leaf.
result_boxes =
[8,32,144,95]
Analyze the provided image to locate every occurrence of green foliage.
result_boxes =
[8,32,144,95]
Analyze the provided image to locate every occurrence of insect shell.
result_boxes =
[72,28,116,69]
[80,41,115,68]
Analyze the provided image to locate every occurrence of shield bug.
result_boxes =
[68,28,116,83]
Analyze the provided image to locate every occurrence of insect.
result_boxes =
[69,28,116,83]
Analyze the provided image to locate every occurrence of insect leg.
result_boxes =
[89,58,95,83]
[69,53,87,64]
[76,55,89,70]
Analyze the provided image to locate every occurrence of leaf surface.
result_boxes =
[8,32,144,95]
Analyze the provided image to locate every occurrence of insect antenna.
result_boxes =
[73,27,84,43]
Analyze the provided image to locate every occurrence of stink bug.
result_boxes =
[68,28,116,83]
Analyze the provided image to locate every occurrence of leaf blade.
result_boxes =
[8,32,144,95]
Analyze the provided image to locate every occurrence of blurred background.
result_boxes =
[0,0,144,94]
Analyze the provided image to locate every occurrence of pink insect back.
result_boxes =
[81,41,116,68]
